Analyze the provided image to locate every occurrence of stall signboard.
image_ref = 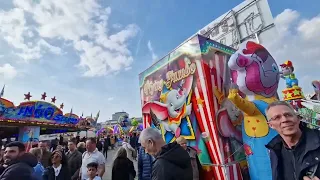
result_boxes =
[0,99,80,126]
[195,0,276,49]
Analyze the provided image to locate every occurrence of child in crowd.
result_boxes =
[86,162,102,180]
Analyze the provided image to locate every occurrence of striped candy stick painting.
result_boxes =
[191,55,242,180]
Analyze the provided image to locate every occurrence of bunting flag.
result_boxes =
[95,110,100,121]
[0,85,5,98]
[69,108,73,117]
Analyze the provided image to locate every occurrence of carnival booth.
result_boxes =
[139,35,248,180]
[0,91,94,149]
[295,81,320,129]
[278,61,320,129]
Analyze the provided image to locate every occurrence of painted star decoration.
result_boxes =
[51,96,57,103]
[60,103,64,109]
[24,92,32,100]
[293,89,301,96]
[41,92,47,100]
[196,98,205,106]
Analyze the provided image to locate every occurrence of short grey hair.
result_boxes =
[265,101,295,114]
[139,127,162,143]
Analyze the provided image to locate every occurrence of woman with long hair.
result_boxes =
[122,138,136,161]
[112,147,136,180]
[43,150,71,180]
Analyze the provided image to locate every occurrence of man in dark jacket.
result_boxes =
[130,133,138,149]
[39,141,51,168]
[140,127,193,180]
[67,138,82,180]
[103,136,110,159]
[265,101,320,180]
[138,146,153,180]
[0,141,38,180]
[96,138,103,152]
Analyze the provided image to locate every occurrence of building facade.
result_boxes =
[112,111,129,121]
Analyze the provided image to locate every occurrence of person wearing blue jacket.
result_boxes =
[138,146,153,180]
[29,147,45,180]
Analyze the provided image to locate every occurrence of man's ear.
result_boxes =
[267,121,274,129]
[148,139,155,147]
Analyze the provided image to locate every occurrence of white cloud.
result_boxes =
[274,9,300,35]
[265,9,320,96]
[0,0,139,77]
[298,15,320,41]
[112,23,122,29]
[0,63,17,80]
[147,40,158,61]
[0,7,62,61]
[107,97,114,101]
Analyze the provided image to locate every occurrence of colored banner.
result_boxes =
[19,126,40,143]
[0,98,89,128]
[18,126,40,151]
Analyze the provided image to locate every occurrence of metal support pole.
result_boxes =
[255,32,260,44]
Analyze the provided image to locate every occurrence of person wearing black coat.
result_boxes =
[0,148,5,175]
[66,139,82,180]
[138,147,153,180]
[265,101,320,180]
[43,150,70,180]
[96,138,103,152]
[152,142,193,180]
[104,136,110,159]
[112,147,136,180]
[140,128,193,180]
[0,141,38,180]
[130,133,137,149]
[267,124,320,180]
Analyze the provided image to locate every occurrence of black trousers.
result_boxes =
[103,147,108,158]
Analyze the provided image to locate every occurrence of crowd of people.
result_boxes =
[0,129,202,180]
[0,100,317,180]
[136,101,320,180]
[0,137,103,180]
[0,133,138,180]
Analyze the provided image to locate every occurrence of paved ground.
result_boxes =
[102,146,138,180]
